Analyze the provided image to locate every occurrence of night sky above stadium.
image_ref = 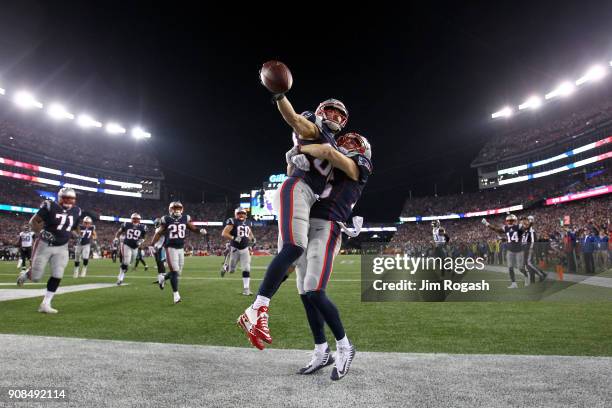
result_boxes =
[1,2,612,221]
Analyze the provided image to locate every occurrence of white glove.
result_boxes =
[527,215,534,223]
[199,228,207,235]
[338,216,364,238]
[285,146,300,165]
[481,218,490,226]
[291,154,310,171]
[234,236,243,243]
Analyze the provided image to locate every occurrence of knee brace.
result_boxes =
[83,259,89,266]
[74,261,80,267]
[121,263,128,272]
[242,270,250,278]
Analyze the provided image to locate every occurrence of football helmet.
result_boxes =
[315,99,348,132]
[337,132,372,160]
[505,214,518,225]
[169,201,184,217]
[83,216,93,226]
[58,187,76,209]
[431,220,440,228]
[131,213,141,224]
[23,224,31,232]
[235,207,247,221]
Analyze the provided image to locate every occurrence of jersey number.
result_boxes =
[55,214,74,232]
[507,231,519,243]
[126,229,141,240]
[236,225,250,238]
[168,224,186,239]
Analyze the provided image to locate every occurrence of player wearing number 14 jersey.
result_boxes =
[150,201,207,304]
[17,187,82,314]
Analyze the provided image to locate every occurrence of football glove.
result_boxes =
[199,228,207,235]
[40,230,55,243]
[481,218,490,226]
[291,154,310,171]
[285,146,300,165]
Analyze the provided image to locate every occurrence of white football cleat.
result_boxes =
[38,303,58,314]
[80,268,87,278]
[173,293,181,304]
[508,282,518,289]
[331,342,356,381]
[242,288,252,296]
[298,347,334,375]
[73,269,79,278]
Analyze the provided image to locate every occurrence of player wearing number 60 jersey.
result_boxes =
[115,213,147,286]
[238,89,349,350]
[221,207,257,295]
[17,187,82,314]
[151,201,207,304]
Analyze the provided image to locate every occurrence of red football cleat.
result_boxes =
[237,311,265,350]
[253,306,272,344]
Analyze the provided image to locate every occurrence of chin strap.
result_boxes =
[337,216,364,238]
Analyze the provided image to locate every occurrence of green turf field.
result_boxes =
[1,255,611,356]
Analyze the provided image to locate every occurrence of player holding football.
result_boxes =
[73,216,97,278]
[17,187,82,313]
[288,132,372,380]
[482,214,529,288]
[16,224,35,272]
[150,201,207,304]
[237,80,349,348]
[115,213,147,285]
[221,207,257,295]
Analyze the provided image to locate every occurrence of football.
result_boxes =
[260,60,293,94]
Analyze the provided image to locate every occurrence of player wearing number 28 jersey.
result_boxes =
[150,201,207,304]
[238,87,349,350]
[17,187,82,314]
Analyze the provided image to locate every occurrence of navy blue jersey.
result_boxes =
[162,214,190,249]
[36,200,82,246]
[310,154,372,222]
[504,224,524,253]
[225,217,252,250]
[120,222,147,249]
[78,225,95,245]
[290,111,339,195]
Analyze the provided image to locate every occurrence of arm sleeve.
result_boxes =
[352,155,373,185]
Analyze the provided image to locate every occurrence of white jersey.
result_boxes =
[432,227,447,246]
[19,231,35,248]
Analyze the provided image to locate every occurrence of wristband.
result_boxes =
[271,93,286,103]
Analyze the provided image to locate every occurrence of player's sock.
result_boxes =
[118,271,126,282]
[173,291,180,302]
[17,259,22,269]
[315,342,329,353]
[43,277,61,305]
[169,271,179,292]
[306,290,345,342]
[82,266,87,276]
[242,271,250,289]
[252,295,270,309]
[508,267,516,282]
[300,294,326,345]
[336,335,350,348]
[257,244,303,299]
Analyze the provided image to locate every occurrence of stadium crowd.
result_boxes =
[474,94,612,164]
[0,115,161,177]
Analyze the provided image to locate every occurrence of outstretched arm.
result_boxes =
[298,144,359,181]
[187,221,207,236]
[482,219,504,234]
[276,96,319,140]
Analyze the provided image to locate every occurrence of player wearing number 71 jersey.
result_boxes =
[17,187,82,314]
[150,201,207,304]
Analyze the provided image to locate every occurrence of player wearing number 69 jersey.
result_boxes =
[151,201,207,304]
[17,187,82,314]
[115,213,147,286]
[221,207,257,295]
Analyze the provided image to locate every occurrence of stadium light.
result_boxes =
[518,96,542,110]
[77,114,102,128]
[575,65,606,86]
[13,91,43,109]
[47,103,74,120]
[491,106,513,119]
[105,122,126,134]
[131,127,151,139]
[545,81,575,100]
